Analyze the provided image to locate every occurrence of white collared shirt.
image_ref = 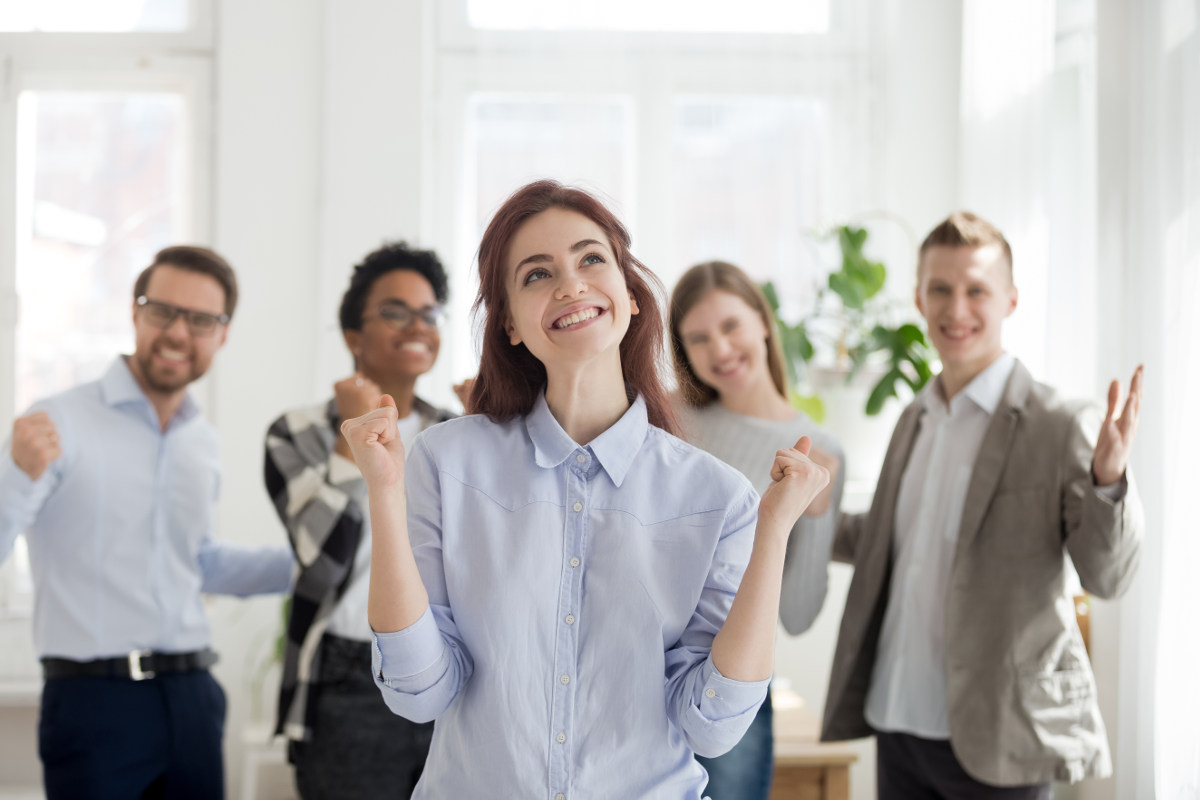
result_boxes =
[864,353,1017,738]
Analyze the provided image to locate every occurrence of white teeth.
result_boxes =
[159,348,187,361]
[554,308,600,329]
[401,342,429,353]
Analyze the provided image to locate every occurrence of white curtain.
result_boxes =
[1153,2,1200,797]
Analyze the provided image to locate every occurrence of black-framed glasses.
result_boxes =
[136,296,230,337]
[367,300,447,330]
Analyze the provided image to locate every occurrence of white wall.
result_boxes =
[209,0,323,794]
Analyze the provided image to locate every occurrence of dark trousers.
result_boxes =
[877,731,1053,800]
[291,634,434,800]
[696,689,774,800]
[39,671,226,800]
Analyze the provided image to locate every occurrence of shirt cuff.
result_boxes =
[0,453,37,502]
[371,606,449,686]
[693,655,771,723]
[1093,473,1127,503]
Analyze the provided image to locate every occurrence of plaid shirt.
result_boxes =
[264,396,454,742]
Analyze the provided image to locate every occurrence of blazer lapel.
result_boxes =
[956,361,1034,551]
[868,402,924,563]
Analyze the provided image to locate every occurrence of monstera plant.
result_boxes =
[763,224,934,419]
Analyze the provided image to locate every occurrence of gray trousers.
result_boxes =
[877,731,1053,800]
[291,634,434,800]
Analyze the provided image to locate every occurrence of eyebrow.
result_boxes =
[379,297,438,310]
[513,239,607,275]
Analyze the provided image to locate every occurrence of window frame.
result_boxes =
[431,15,873,382]
[0,12,213,621]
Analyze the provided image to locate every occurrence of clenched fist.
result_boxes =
[758,436,831,537]
[340,395,406,490]
[11,412,62,481]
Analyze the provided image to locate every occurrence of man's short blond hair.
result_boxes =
[918,211,1013,278]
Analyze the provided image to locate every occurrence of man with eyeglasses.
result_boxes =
[0,245,294,799]
[265,241,458,800]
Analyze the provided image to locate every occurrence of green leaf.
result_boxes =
[760,281,781,314]
[866,367,904,415]
[829,270,867,309]
[796,322,815,361]
[790,392,826,424]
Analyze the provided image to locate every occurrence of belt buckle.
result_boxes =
[128,650,155,681]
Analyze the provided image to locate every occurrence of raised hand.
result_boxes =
[452,377,476,413]
[758,436,832,535]
[11,412,62,481]
[340,395,406,489]
[802,444,841,518]
[334,372,383,424]
[1093,365,1143,486]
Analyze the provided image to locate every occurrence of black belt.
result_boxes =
[42,649,218,681]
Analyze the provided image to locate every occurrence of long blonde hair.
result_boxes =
[669,260,789,408]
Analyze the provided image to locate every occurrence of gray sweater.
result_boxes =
[681,402,845,635]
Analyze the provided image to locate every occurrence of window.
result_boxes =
[0,0,191,33]
[434,1,868,382]
[466,0,832,34]
[0,8,211,624]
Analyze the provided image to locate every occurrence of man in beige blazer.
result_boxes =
[820,212,1144,799]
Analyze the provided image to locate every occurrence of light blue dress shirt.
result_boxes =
[371,394,770,800]
[0,356,293,661]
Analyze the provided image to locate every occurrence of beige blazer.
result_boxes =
[820,360,1143,785]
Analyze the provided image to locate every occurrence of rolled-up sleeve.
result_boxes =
[664,485,768,757]
[370,436,474,723]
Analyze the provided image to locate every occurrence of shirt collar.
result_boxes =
[922,352,1016,417]
[526,392,648,487]
[100,355,200,425]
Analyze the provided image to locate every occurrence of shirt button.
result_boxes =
[573,502,583,512]
[556,732,567,744]
[576,454,586,463]
[704,688,716,698]
[560,673,570,685]
[565,613,575,625]
[557,794,566,800]
[570,557,580,568]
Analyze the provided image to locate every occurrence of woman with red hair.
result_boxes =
[341,180,830,799]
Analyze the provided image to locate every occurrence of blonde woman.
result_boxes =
[670,260,845,800]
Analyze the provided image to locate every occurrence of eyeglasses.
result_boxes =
[136,296,230,337]
[366,300,447,330]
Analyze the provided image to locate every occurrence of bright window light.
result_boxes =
[14,91,187,415]
[670,96,828,305]
[465,94,633,238]
[467,0,830,34]
[0,0,188,32]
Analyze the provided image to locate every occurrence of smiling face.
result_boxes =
[344,269,441,385]
[678,289,774,401]
[130,264,229,394]
[503,206,638,376]
[916,243,1017,381]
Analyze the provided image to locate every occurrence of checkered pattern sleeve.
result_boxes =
[264,400,366,739]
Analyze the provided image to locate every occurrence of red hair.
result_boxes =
[468,180,679,437]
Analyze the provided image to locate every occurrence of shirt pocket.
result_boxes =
[1015,666,1095,760]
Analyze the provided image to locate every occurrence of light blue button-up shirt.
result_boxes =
[371,394,770,800]
[0,356,293,661]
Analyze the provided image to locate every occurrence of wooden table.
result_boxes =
[770,697,858,800]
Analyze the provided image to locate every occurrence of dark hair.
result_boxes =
[918,211,1013,279]
[670,260,789,407]
[468,180,679,436]
[133,245,239,318]
[338,241,450,332]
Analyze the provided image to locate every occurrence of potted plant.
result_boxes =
[762,223,935,421]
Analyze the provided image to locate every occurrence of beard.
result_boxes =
[132,344,202,394]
